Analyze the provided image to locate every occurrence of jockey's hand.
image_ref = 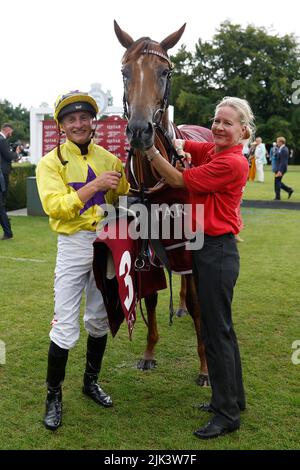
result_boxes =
[94,171,122,191]
[275,171,282,177]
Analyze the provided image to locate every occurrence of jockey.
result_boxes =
[36,90,129,431]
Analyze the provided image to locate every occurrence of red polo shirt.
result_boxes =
[182,142,249,236]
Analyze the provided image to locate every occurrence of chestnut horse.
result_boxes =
[114,21,212,385]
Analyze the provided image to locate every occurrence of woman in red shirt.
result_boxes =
[145,96,254,439]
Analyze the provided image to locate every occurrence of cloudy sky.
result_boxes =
[1,0,299,110]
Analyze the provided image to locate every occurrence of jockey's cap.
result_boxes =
[54,91,98,123]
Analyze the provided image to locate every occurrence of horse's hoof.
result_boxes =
[196,373,210,387]
[137,359,157,370]
[175,307,188,318]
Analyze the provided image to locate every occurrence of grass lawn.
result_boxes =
[0,210,299,450]
[244,165,300,202]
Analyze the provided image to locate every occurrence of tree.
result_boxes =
[170,21,300,161]
[0,100,30,143]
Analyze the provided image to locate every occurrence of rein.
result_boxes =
[128,124,185,197]
[122,46,185,324]
[127,126,183,326]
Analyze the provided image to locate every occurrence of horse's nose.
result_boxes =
[127,120,154,150]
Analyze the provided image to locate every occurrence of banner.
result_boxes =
[42,115,129,162]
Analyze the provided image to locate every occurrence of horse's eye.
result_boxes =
[122,69,130,83]
[161,69,170,78]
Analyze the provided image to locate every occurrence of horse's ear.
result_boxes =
[114,20,134,49]
[160,23,186,51]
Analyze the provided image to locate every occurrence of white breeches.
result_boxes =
[50,231,109,350]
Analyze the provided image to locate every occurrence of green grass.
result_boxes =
[244,165,300,202]
[0,211,299,450]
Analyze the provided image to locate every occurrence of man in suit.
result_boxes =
[274,136,294,200]
[0,123,20,240]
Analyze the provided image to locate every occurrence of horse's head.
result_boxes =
[114,20,186,150]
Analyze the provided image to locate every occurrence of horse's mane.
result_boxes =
[122,37,165,64]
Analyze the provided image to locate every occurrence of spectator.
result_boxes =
[274,136,294,200]
[248,142,256,182]
[254,137,267,182]
[0,123,20,240]
[242,141,250,158]
[269,142,278,173]
[0,166,10,239]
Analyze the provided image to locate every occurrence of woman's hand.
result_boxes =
[172,139,192,168]
[175,152,192,170]
[173,138,185,152]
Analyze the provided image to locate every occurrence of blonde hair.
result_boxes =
[215,96,256,141]
[277,136,286,145]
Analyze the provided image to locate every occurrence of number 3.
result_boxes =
[119,251,134,311]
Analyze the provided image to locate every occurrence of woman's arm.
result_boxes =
[145,145,185,188]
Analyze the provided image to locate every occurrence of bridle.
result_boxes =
[122,47,173,125]
[123,46,184,196]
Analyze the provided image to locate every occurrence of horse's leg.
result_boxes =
[175,275,188,317]
[185,273,209,386]
[136,292,159,370]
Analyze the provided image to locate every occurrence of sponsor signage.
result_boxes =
[42,116,129,162]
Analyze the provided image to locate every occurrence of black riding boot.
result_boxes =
[44,341,68,431]
[82,334,112,407]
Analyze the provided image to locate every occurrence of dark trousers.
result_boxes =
[2,173,9,203]
[0,190,12,237]
[274,175,292,200]
[192,233,245,425]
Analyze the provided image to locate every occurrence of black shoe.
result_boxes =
[1,235,13,240]
[83,375,113,407]
[43,387,62,431]
[273,198,281,201]
[193,417,240,440]
[288,189,294,199]
[197,402,214,413]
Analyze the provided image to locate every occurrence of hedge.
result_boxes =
[6,163,36,211]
